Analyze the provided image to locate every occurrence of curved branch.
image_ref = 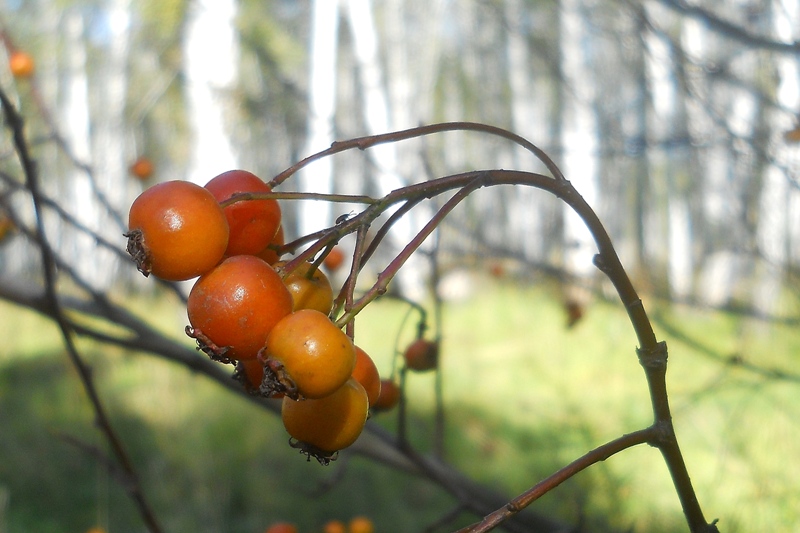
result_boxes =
[458,427,654,533]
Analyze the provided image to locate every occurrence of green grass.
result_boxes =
[0,279,798,532]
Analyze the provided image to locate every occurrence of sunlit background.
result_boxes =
[0,0,799,532]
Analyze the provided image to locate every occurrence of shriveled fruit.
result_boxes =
[281,377,369,456]
[126,180,229,281]
[187,255,292,361]
[277,260,334,314]
[351,346,381,407]
[9,50,34,78]
[403,338,439,372]
[204,169,281,256]
[264,309,356,399]
[372,379,400,412]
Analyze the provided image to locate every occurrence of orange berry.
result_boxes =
[265,309,356,399]
[277,260,334,314]
[348,516,374,533]
[352,346,381,407]
[264,522,298,533]
[323,519,346,533]
[323,246,345,272]
[256,224,285,264]
[129,157,155,180]
[9,50,34,78]
[126,180,229,281]
[281,378,369,454]
[403,338,439,372]
[372,379,400,412]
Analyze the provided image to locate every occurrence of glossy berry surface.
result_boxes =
[265,309,356,399]
[187,255,293,360]
[278,260,334,314]
[126,180,229,281]
[281,377,369,453]
[352,346,381,407]
[205,169,281,257]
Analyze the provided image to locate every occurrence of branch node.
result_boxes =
[636,341,668,371]
[592,253,609,274]
[647,420,675,448]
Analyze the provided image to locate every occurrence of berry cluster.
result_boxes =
[125,170,385,462]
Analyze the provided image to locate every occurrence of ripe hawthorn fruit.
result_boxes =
[352,346,381,407]
[323,520,346,533]
[126,180,229,281]
[372,379,400,412]
[277,260,334,314]
[129,157,155,180]
[256,224,285,265]
[403,338,439,372]
[263,309,356,399]
[349,516,375,533]
[281,377,369,459]
[204,169,281,257]
[323,246,345,272]
[187,255,293,361]
[263,522,298,533]
[9,50,34,78]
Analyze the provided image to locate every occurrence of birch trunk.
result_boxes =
[505,0,551,262]
[644,3,694,300]
[90,0,132,288]
[298,0,340,239]
[754,0,799,314]
[559,0,600,300]
[61,9,96,284]
[183,0,239,185]
[346,0,426,299]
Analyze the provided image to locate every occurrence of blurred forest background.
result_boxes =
[0,0,799,532]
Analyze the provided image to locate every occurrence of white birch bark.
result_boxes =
[297,0,340,239]
[559,0,599,283]
[346,0,426,299]
[754,0,799,314]
[90,0,132,288]
[183,0,239,186]
[645,3,694,300]
[505,0,550,262]
[61,9,97,283]
[681,15,733,306]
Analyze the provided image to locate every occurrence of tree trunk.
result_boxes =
[345,0,427,299]
[297,0,340,239]
[753,0,799,314]
[559,0,600,301]
[643,2,694,300]
[61,9,96,284]
[90,0,132,288]
[505,0,551,263]
[183,0,239,186]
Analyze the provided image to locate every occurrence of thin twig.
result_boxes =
[0,86,164,533]
[456,428,654,533]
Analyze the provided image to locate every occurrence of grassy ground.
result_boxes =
[0,277,798,533]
